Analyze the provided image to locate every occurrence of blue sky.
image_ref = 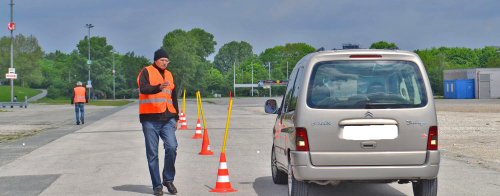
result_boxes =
[1,0,499,62]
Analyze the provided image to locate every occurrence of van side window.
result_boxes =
[281,69,299,113]
[289,68,303,111]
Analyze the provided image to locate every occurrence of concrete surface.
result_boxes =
[0,97,499,195]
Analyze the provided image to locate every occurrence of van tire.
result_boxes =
[288,159,309,196]
[412,178,437,196]
[272,145,287,184]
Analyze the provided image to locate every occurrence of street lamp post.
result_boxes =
[268,62,271,97]
[251,62,253,97]
[85,24,94,100]
[112,49,116,99]
[9,0,14,102]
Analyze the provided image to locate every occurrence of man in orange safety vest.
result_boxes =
[137,49,179,195]
[71,81,88,125]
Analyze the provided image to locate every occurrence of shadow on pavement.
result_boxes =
[252,176,409,196]
[252,176,287,196]
[112,184,152,195]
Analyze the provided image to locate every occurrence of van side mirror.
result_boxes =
[264,99,278,114]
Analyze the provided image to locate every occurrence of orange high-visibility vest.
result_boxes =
[137,65,177,114]
[73,86,86,103]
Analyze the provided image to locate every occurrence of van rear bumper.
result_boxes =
[290,151,440,181]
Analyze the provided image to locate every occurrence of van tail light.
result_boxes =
[427,126,438,150]
[349,55,382,58]
[296,127,309,151]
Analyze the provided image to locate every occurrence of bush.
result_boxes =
[47,86,61,99]
[93,90,105,99]
[116,88,139,99]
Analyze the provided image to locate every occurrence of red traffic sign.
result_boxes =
[112,70,115,74]
[6,73,17,79]
[8,23,15,30]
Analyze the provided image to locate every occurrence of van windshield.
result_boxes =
[306,61,428,109]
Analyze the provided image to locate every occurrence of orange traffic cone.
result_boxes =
[199,129,213,155]
[210,152,237,193]
[179,110,189,130]
[191,119,203,139]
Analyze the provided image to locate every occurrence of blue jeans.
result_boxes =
[75,103,84,124]
[142,118,178,190]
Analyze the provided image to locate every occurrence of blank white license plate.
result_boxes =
[342,125,398,140]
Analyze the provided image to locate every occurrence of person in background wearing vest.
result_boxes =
[137,49,179,195]
[71,81,88,125]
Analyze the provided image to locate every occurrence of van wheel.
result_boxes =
[271,145,287,184]
[288,159,309,196]
[412,178,437,196]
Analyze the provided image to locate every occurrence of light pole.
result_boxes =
[85,24,94,99]
[112,49,116,99]
[251,62,253,97]
[268,62,271,97]
[9,0,14,102]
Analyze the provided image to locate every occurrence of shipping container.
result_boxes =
[444,79,474,99]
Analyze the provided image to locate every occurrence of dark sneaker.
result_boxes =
[76,122,80,125]
[162,182,177,194]
[153,187,163,195]
[81,117,84,124]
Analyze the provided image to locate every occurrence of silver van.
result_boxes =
[265,49,439,196]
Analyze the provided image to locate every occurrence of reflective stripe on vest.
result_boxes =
[137,65,177,114]
[138,98,173,105]
[74,87,86,103]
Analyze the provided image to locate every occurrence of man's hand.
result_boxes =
[71,104,74,106]
[174,121,178,131]
[159,81,171,89]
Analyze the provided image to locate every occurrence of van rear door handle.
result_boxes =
[361,141,377,149]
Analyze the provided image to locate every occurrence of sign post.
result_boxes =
[9,0,15,102]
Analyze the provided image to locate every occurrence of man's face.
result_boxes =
[155,57,169,69]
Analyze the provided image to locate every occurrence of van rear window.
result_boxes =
[306,61,428,109]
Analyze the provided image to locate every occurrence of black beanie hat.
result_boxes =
[154,49,169,61]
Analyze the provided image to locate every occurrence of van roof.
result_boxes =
[315,49,416,55]
[295,49,420,70]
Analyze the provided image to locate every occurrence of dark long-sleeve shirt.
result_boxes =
[71,87,89,104]
[138,63,179,123]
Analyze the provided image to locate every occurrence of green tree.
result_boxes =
[213,41,253,73]
[0,37,12,80]
[369,41,398,49]
[0,34,43,87]
[255,43,316,96]
[187,28,217,59]
[121,52,150,89]
[205,68,224,94]
[415,48,447,95]
[162,28,218,97]
[76,36,115,98]
[162,29,201,97]
[484,55,500,68]
[477,47,500,68]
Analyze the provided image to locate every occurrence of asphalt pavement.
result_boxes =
[0,97,498,196]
